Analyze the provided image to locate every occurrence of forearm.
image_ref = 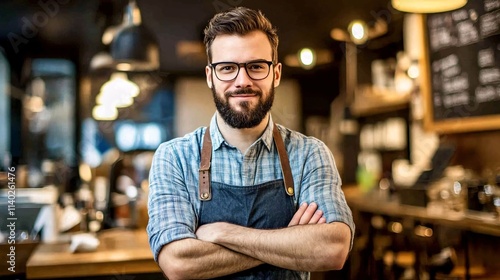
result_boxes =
[158,237,263,279]
[207,222,351,272]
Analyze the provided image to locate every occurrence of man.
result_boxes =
[147,7,354,280]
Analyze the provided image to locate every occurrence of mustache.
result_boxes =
[225,88,262,97]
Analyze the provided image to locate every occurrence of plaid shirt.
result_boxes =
[147,114,355,262]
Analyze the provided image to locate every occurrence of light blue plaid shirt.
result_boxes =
[147,114,355,262]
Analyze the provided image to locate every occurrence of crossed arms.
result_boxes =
[157,202,352,280]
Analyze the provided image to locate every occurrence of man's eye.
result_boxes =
[218,65,236,72]
[248,64,264,70]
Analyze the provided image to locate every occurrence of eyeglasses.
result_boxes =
[209,60,274,81]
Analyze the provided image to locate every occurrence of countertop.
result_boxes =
[26,229,161,279]
[343,186,500,237]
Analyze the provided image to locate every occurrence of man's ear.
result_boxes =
[273,62,282,87]
[205,66,212,88]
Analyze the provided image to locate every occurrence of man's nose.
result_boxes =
[234,66,253,87]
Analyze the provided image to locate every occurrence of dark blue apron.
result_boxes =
[197,124,308,280]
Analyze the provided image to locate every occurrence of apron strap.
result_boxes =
[272,124,295,196]
[198,123,295,201]
[199,126,212,200]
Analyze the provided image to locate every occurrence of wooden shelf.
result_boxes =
[350,85,410,117]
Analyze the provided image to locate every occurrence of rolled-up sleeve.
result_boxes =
[298,139,355,249]
[147,142,197,262]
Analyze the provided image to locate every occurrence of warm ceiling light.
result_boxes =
[96,72,139,108]
[101,72,139,98]
[331,18,387,44]
[96,91,134,108]
[92,105,118,121]
[299,48,316,69]
[392,0,467,13]
[284,49,333,69]
[348,20,369,45]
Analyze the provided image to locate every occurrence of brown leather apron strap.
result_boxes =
[198,123,295,201]
[272,124,295,196]
[199,126,212,201]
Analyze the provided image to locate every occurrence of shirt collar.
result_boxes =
[209,114,225,150]
[260,115,274,151]
[209,113,275,152]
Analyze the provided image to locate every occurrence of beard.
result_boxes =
[211,81,275,129]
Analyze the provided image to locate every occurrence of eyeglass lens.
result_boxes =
[214,62,271,81]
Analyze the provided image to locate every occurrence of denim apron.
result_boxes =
[197,124,308,280]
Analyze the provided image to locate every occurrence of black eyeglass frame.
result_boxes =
[209,60,275,81]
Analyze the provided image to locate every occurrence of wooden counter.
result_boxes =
[26,229,161,279]
[344,186,500,280]
[343,186,500,237]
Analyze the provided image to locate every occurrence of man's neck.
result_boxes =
[216,113,270,154]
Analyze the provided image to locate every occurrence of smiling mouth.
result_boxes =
[231,94,257,98]
[230,93,258,100]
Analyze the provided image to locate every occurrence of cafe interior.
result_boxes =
[0,0,499,279]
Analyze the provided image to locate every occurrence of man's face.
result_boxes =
[205,30,282,129]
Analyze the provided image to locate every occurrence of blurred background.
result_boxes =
[1,0,500,279]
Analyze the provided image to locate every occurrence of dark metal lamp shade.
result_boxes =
[111,25,160,71]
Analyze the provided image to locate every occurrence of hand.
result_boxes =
[196,222,228,243]
[288,202,326,226]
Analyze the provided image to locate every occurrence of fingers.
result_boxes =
[288,202,326,226]
[298,202,319,224]
[308,209,323,224]
[288,202,308,226]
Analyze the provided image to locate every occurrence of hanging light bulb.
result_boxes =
[392,0,467,13]
[298,48,316,69]
[96,91,134,108]
[101,72,139,97]
[96,72,139,109]
[92,104,118,121]
[348,20,369,45]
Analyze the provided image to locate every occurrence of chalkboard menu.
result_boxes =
[423,0,500,133]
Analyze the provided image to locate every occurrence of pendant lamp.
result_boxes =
[110,0,159,71]
[392,0,467,13]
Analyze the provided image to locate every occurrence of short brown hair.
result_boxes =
[203,7,279,64]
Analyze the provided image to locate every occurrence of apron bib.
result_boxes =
[197,124,308,280]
